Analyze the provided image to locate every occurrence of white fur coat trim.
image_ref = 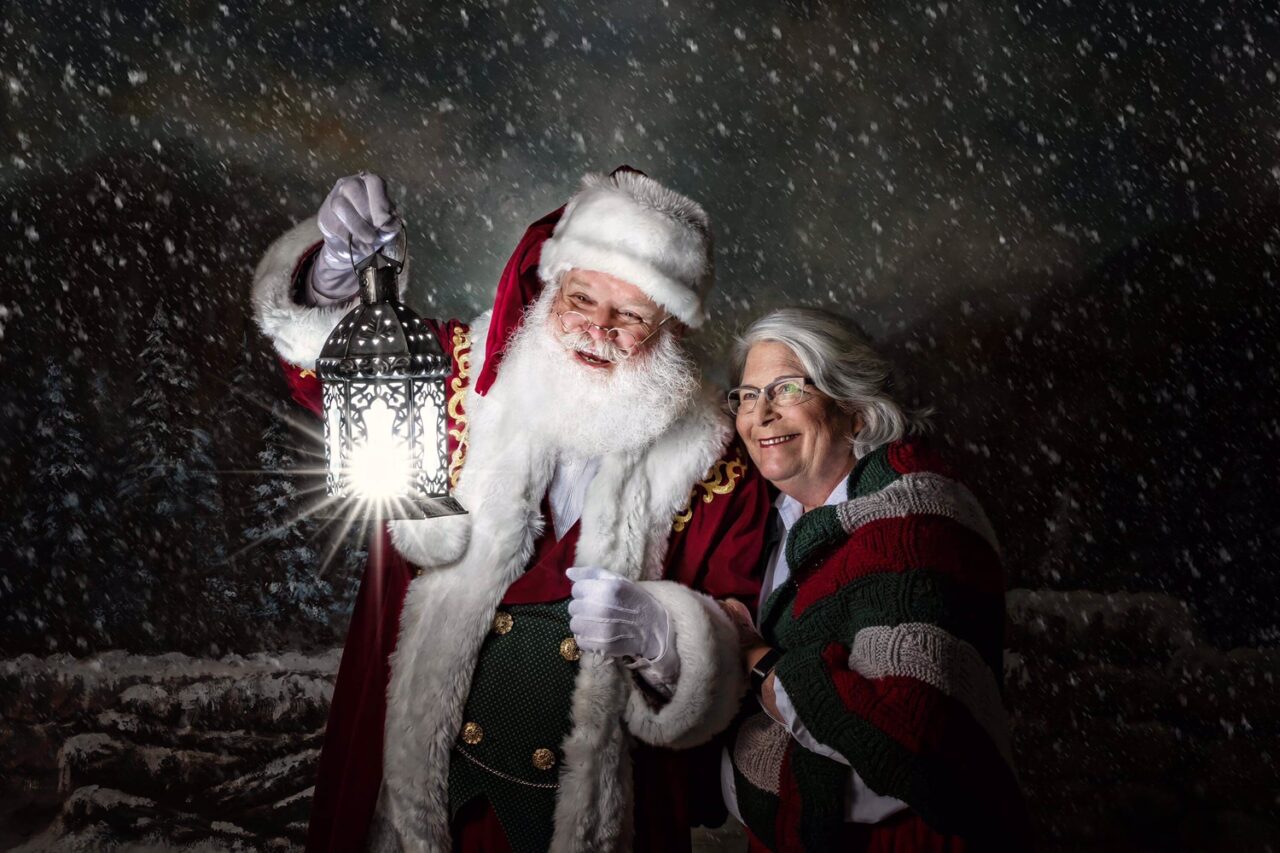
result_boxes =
[375,317,740,852]
[250,216,412,370]
[625,580,746,750]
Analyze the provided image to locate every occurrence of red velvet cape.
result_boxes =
[277,228,769,852]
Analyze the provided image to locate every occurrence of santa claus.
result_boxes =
[250,168,769,852]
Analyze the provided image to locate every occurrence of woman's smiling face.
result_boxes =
[736,341,855,505]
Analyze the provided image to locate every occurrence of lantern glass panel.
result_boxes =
[346,379,413,500]
[323,383,345,496]
[412,378,447,495]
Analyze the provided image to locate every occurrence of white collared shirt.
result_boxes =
[548,454,600,539]
[722,479,908,824]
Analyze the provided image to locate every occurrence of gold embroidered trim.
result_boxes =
[298,369,316,379]
[672,448,747,533]
[447,325,472,487]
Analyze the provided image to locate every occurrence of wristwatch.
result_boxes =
[749,647,783,696]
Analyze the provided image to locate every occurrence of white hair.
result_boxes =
[732,307,931,459]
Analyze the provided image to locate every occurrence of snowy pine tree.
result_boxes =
[117,306,229,650]
[0,359,108,651]
[243,401,348,643]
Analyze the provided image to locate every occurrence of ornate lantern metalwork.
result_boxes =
[317,233,465,519]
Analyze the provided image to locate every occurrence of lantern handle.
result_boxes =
[348,224,408,280]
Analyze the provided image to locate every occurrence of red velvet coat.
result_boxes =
[277,313,769,851]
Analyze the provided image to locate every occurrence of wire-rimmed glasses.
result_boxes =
[726,376,814,416]
[555,309,671,358]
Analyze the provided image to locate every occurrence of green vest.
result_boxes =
[447,599,581,853]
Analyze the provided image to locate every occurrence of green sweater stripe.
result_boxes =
[789,745,848,850]
[849,446,900,498]
[730,759,779,850]
[780,569,1005,674]
[774,642,1022,842]
[783,504,843,577]
[783,446,901,573]
[773,643,940,825]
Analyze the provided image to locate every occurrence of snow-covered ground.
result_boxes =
[2,591,1276,850]
[1,650,338,850]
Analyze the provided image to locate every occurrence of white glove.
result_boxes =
[567,567,679,690]
[305,172,403,306]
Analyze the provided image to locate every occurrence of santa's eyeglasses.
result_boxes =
[555,309,671,357]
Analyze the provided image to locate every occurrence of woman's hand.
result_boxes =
[719,597,764,651]
[719,598,784,718]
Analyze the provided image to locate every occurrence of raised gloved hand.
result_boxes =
[567,566,675,666]
[306,172,403,306]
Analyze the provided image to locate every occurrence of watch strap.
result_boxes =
[749,647,783,696]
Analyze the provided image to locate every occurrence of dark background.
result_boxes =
[1,0,1277,849]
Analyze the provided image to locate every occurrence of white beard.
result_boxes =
[494,288,701,459]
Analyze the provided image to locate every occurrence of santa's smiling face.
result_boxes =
[545,268,672,370]
[498,271,698,458]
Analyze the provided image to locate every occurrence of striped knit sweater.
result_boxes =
[729,439,1029,851]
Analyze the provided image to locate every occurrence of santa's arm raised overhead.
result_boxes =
[249,174,410,414]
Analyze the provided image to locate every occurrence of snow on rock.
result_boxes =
[1005,590,1279,849]
[13,784,282,852]
[58,733,241,799]
[1006,588,1201,666]
[1,650,339,849]
[208,749,321,812]
[3,601,1277,850]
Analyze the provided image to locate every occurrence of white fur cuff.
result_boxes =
[623,581,745,749]
[250,216,352,370]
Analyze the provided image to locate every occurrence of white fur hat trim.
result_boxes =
[538,171,713,328]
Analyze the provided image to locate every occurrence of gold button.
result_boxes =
[492,611,513,635]
[461,722,484,745]
[532,748,556,771]
[559,637,581,662]
[415,568,424,578]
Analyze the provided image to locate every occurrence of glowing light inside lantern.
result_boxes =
[346,396,410,500]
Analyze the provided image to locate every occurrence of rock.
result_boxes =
[171,672,333,732]
[1005,654,1177,726]
[0,650,341,727]
[210,749,321,813]
[57,733,242,801]
[1015,719,1190,787]
[1007,589,1202,666]
[12,785,299,852]
[257,787,314,829]
[1168,646,1280,728]
[93,710,324,758]
[1191,735,1280,815]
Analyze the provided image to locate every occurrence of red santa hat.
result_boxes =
[476,168,713,395]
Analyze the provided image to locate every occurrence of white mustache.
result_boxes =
[554,328,627,363]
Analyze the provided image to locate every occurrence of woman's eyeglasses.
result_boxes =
[726,376,814,415]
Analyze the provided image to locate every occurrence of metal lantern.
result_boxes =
[317,232,465,519]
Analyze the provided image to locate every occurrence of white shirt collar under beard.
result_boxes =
[492,300,700,459]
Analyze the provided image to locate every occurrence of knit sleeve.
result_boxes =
[772,624,1026,847]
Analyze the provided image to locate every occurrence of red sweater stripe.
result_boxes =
[886,442,956,478]
[794,515,1003,616]
[817,642,1023,834]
